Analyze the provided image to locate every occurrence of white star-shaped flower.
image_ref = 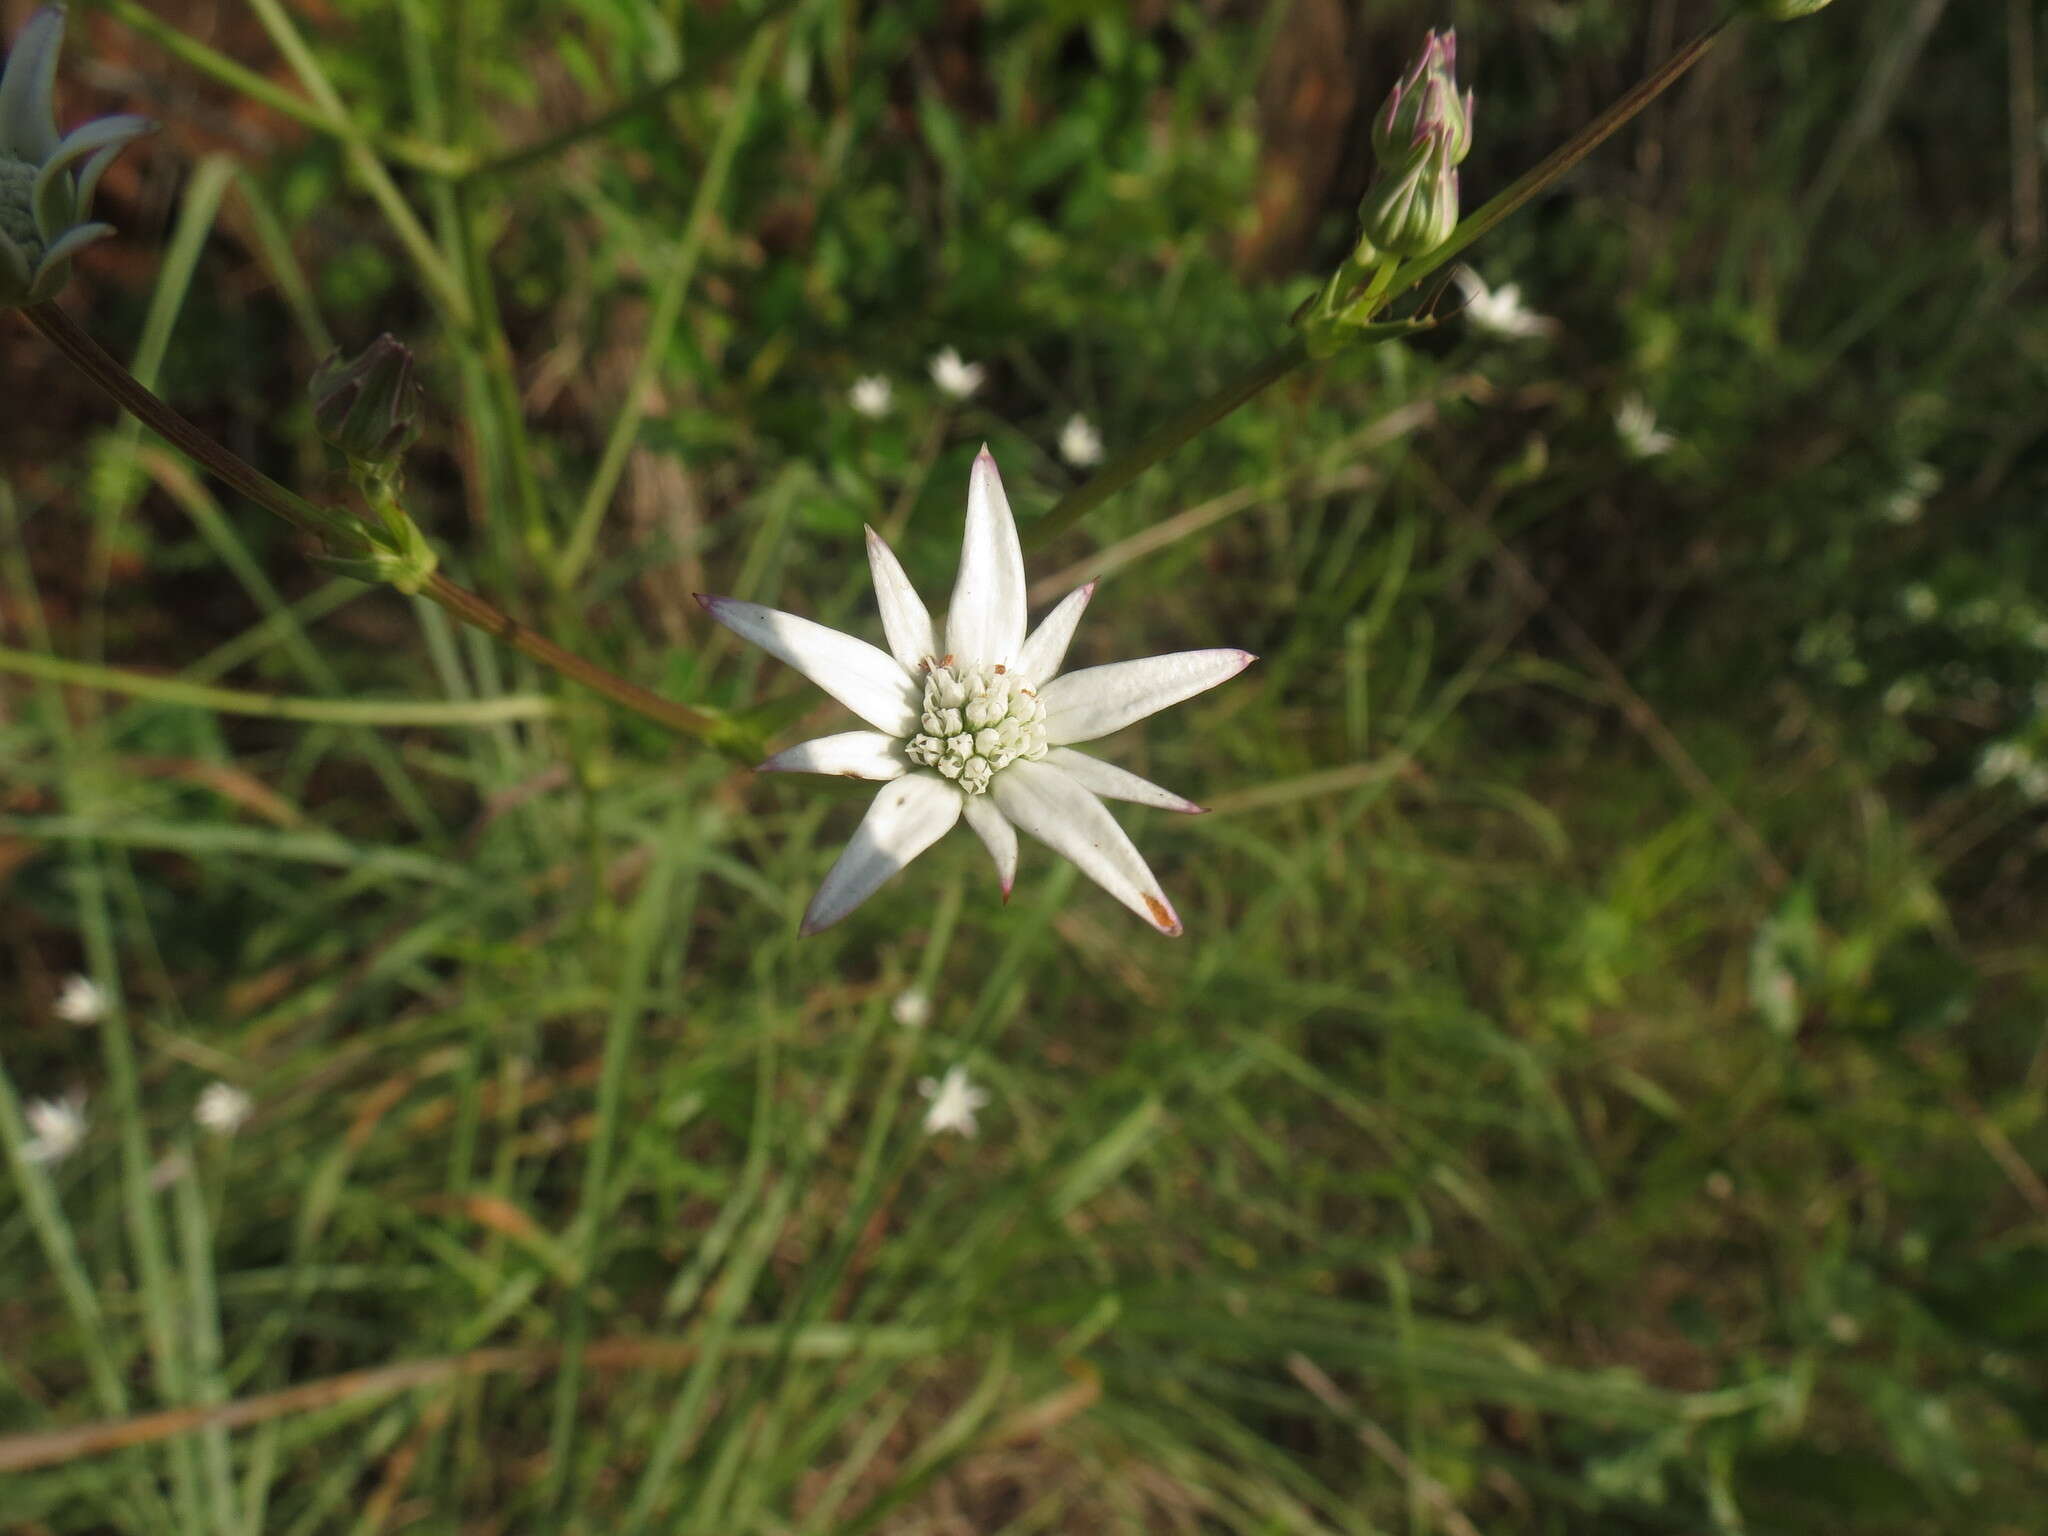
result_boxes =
[1614,392,1676,459]
[53,972,104,1024]
[928,347,986,401]
[23,1093,86,1165]
[1452,268,1559,341]
[194,1080,253,1134]
[698,447,1253,935]
[1058,413,1104,467]
[918,1065,989,1137]
[890,987,932,1027]
[849,375,892,418]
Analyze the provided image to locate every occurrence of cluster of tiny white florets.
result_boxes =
[904,659,1048,795]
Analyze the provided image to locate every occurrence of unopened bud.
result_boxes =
[311,335,422,473]
[1360,132,1459,258]
[1372,29,1472,170]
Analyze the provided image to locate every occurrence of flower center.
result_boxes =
[903,659,1048,796]
[0,156,45,263]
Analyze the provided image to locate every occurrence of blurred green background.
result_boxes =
[3,0,2044,1529]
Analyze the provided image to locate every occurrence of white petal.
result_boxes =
[1044,747,1203,814]
[990,759,1182,935]
[759,731,906,781]
[801,774,963,934]
[1041,649,1255,746]
[1015,581,1093,687]
[865,526,937,671]
[698,594,918,736]
[945,446,1026,665]
[961,793,1018,899]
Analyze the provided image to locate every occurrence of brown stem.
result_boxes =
[25,302,331,537]
[19,303,724,741]
[421,573,720,737]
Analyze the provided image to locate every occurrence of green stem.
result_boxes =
[0,644,560,725]
[555,22,782,588]
[1028,338,1309,549]
[463,67,699,183]
[1031,21,1732,546]
[19,303,728,743]
[241,0,475,326]
[100,0,468,177]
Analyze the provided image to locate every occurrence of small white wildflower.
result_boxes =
[849,375,892,418]
[1453,268,1559,341]
[1979,742,2030,784]
[1900,584,1939,622]
[698,447,1250,934]
[890,988,932,1027]
[1614,393,1676,459]
[928,348,986,401]
[1058,413,1104,468]
[194,1080,253,1134]
[53,973,104,1025]
[917,1065,989,1138]
[23,1093,86,1165]
[1880,462,1939,525]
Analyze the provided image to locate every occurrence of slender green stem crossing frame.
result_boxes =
[18,302,728,743]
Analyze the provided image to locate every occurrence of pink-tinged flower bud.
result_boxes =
[1371,29,1471,170]
[311,335,422,473]
[1359,129,1459,257]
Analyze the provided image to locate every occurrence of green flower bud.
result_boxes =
[311,335,423,474]
[1,6,154,308]
[1372,29,1472,170]
[1359,131,1459,258]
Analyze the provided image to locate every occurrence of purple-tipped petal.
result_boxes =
[865,525,937,671]
[1015,581,1094,687]
[961,793,1018,899]
[697,594,919,737]
[945,446,1027,665]
[1040,648,1255,746]
[1043,747,1203,814]
[990,759,1181,935]
[759,731,907,782]
[800,774,962,934]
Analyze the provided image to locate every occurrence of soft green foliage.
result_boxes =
[2,1,2043,1531]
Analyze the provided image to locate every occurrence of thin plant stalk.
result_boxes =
[1032,21,1733,546]
[17,303,727,744]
